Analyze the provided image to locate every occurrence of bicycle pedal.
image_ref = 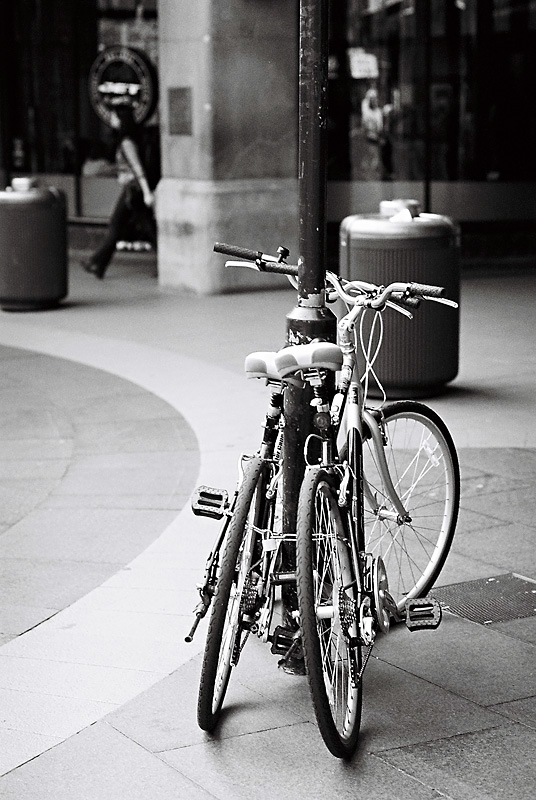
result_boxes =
[405,597,442,631]
[270,625,300,656]
[191,486,229,519]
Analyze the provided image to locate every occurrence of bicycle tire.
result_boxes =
[197,455,268,732]
[363,401,460,612]
[296,467,363,759]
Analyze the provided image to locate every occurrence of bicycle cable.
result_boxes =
[359,310,387,405]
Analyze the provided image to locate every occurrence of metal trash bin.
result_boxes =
[339,201,460,398]
[0,178,68,311]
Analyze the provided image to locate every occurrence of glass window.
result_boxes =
[8,0,96,176]
[82,1,159,185]
[5,0,159,218]
[329,0,536,182]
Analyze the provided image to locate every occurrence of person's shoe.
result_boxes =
[280,655,306,676]
[82,260,104,279]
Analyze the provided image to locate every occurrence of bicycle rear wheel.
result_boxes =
[296,467,362,759]
[197,455,270,732]
[363,401,459,613]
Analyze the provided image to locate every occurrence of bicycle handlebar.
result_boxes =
[213,243,451,306]
[259,261,299,277]
[407,282,445,299]
[214,242,260,261]
[214,242,299,277]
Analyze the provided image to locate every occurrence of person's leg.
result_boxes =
[129,190,157,250]
[84,187,131,277]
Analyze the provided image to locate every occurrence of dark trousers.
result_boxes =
[92,182,157,273]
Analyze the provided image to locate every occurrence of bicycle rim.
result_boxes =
[363,401,459,612]
[297,468,362,759]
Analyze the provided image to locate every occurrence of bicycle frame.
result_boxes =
[295,296,414,633]
[314,299,411,533]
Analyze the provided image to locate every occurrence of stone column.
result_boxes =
[156,0,298,293]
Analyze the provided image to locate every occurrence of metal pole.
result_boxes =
[282,0,337,580]
[297,0,329,301]
[423,0,432,212]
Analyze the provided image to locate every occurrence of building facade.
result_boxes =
[1,0,534,291]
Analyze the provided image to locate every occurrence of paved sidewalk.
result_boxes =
[0,254,534,798]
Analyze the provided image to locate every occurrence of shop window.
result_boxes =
[82,0,160,194]
[329,0,536,183]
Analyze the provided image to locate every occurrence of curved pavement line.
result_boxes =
[0,321,268,775]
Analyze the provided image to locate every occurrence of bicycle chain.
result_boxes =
[337,586,374,685]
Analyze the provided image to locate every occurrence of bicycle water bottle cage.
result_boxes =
[275,342,344,381]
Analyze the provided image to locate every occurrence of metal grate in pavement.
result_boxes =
[432,573,536,625]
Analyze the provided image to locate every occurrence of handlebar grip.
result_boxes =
[261,261,299,277]
[214,242,260,261]
[408,282,445,298]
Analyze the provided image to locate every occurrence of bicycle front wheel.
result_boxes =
[197,455,269,732]
[363,401,460,613]
[296,467,362,759]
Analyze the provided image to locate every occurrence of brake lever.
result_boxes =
[386,300,413,319]
[224,260,260,271]
[423,296,459,308]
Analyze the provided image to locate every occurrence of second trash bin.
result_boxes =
[339,201,460,398]
[0,178,68,311]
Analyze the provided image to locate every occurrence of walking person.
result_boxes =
[83,103,157,279]
[360,87,384,180]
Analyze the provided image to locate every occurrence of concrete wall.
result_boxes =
[156,0,299,293]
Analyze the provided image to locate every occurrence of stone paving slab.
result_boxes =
[448,520,536,575]
[461,488,536,530]
[107,636,511,756]
[491,695,536,728]
[0,558,122,616]
[0,347,199,637]
[0,722,215,800]
[492,616,536,646]
[161,726,443,800]
[379,724,536,800]
[458,447,536,484]
[0,730,63,781]
[0,508,178,563]
[374,614,536,707]
[0,346,202,777]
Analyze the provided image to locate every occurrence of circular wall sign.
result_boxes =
[89,46,158,126]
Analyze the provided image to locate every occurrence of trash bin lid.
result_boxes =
[341,211,457,241]
[0,185,59,208]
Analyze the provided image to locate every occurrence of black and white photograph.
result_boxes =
[0,1,534,798]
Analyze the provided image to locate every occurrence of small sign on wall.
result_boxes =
[348,48,379,80]
[89,46,158,125]
[168,88,193,136]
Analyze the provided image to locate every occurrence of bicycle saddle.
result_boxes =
[275,341,343,378]
[244,351,281,382]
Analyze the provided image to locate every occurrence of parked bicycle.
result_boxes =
[186,242,460,759]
